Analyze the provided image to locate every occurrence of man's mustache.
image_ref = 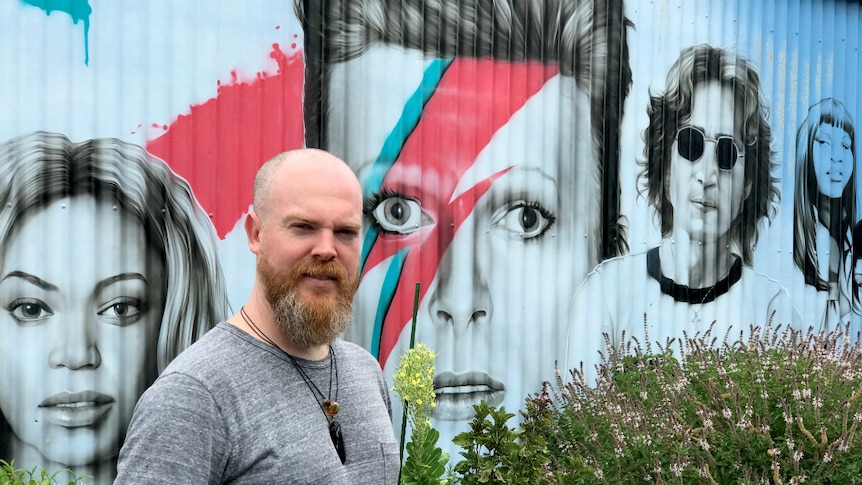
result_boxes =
[293,260,350,281]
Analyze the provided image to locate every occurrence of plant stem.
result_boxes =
[398,282,422,483]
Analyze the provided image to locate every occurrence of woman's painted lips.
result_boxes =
[39,391,114,427]
[432,371,505,421]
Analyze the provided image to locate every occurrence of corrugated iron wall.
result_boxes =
[0,0,858,481]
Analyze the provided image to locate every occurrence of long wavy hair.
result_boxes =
[0,131,231,371]
[639,44,778,266]
[853,221,862,310]
[0,132,232,463]
[296,0,633,258]
[792,98,856,290]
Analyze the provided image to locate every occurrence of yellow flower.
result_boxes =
[391,341,439,424]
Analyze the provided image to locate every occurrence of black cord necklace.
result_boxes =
[239,307,346,463]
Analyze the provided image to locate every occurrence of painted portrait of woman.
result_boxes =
[0,131,231,484]
[792,98,856,330]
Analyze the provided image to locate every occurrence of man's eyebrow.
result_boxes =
[338,222,363,232]
[1,271,59,291]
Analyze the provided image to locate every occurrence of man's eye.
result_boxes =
[493,201,556,240]
[367,194,433,235]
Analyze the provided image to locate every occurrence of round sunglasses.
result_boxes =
[675,126,744,170]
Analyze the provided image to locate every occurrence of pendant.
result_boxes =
[323,398,340,417]
[329,420,346,464]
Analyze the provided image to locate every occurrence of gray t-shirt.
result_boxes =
[115,322,399,484]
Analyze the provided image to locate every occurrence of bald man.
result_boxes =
[116,149,399,484]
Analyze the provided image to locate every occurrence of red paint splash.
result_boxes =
[146,43,305,238]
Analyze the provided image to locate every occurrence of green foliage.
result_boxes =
[532,323,862,484]
[451,401,551,484]
[401,421,450,485]
[0,460,88,485]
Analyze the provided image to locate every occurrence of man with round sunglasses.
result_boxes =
[566,44,801,380]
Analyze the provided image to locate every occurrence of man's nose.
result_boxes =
[694,145,720,187]
[311,230,338,260]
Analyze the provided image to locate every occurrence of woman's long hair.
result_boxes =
[792,98,856,290]
[0,131,232,457]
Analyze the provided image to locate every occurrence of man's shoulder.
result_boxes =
[334,339,379,366]
[159,323,252,382]
[579,251,647,294]
[591,251,646,275]
[739,266,787,295]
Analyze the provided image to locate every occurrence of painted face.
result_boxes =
[812,122,853,199]
[0,196,165,466]
[327,45,597,447]
[668,82,748,244]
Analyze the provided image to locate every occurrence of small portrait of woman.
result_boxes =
[792,98,856,329]
[0,131,232,484]
[567,44,800,379]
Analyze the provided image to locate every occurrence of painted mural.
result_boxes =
[0,0,859,481]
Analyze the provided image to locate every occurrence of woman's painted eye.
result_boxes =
[367,194,433,235]
[7,299,54,324]
[98,298,144,325]
[493,201,556,240]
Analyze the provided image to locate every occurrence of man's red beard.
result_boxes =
[257,255,358,349]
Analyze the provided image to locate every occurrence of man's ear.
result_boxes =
[245,211,262,255]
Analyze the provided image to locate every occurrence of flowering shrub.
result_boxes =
[392,343,438,426]
[534,323,862,484]
[391,342,450,484]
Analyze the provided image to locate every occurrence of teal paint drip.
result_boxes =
[370,248,409,358]
[360,225,379,274]
[22,0,92,65]
[360,58,453,275]
[363,58,454,199]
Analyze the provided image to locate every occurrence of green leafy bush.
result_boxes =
[451,400,553,484]
[0,460,88,485]
[536,323,862,484]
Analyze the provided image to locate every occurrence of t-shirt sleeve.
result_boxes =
[114,372,229,484]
